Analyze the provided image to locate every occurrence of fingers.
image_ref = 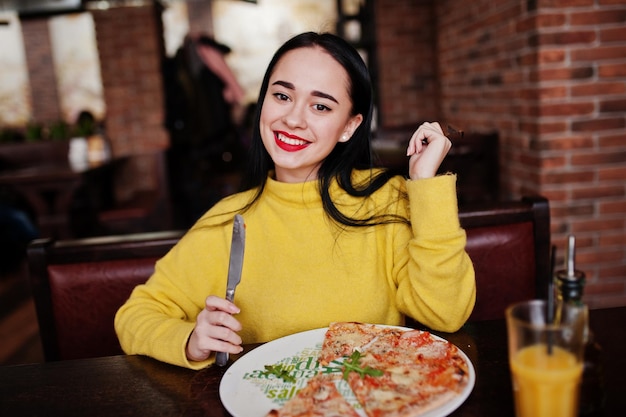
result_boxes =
[205,294,241,316]
[405,121,452,180]
[185,295,243,363]
[406,122,445,156]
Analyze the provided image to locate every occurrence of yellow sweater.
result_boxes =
[115,172,475,369]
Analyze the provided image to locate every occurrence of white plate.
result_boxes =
[219,326,475,417]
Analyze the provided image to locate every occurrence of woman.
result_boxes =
[115,32,475,369]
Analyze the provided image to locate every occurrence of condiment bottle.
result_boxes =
[554,236,605,417]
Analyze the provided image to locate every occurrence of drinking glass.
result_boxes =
[506,299,588,417]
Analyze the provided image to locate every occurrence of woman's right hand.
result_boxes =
[185,295,243,362]
[406,122,452,180]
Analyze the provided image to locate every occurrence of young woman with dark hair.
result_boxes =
[115,32,476,369]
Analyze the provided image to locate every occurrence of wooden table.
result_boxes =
[1,307,624,416]
[0,161,118,239]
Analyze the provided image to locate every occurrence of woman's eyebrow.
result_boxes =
[312,90,338,104]
[271,80,339,104]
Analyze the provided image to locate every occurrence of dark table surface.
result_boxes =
[1,306,624,417]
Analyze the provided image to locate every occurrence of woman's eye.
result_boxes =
[273,92,290,101]
[313,103,331,112]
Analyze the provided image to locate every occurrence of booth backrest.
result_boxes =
[27,230,183,361]
[460,195,551,321]
[27,196,550,361]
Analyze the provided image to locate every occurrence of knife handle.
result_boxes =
[216,351,228,367]
[216,289,236,366]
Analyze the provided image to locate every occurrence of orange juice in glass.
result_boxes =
[506,300,587,417]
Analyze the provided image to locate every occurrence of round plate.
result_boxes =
[219,326,475,417]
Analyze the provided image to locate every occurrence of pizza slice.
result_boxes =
[265,374,360,417]
[318,322,388,365]
[347,369,458,417]
[346,330,470,417]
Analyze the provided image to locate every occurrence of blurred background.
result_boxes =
[0,0,625,364]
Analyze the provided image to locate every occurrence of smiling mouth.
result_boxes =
[277,132,308,146]
[275,132,310,151]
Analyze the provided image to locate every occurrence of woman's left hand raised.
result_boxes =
[406,122,452,180]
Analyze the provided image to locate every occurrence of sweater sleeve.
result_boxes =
[394,174,476,332]
[114,223,230,370]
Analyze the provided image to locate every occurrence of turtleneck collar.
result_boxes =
[263,175,322,206]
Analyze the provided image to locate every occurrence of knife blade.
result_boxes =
[215,214,245,367]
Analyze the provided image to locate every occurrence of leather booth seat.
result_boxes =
[28,231,183,361]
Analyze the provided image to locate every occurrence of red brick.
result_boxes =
[598,63,626,78]
[524,85,568,100]
[572,150,626,166]
[598,264,626,282]
[519,153,543,169]
[21,19,62,124]
[518,121,554,135]
[549,219,569,236]
[530,66,594,82]
[600,98,626,113]
[571,45,626,61]
[540,102,594,117]
[538,49,566,64]
[599,166,626,181]
[537,13,568,27]
[542,170,596,184]
[541,188,569,202]
[571,81,626,96]
[599,132,626,147]
[571,185,625,199]
[600,26,626,42]
[550,203,595,217]
[577,247,624,267]
[571,9,626,25]
[541,136,594,150]
[572,218,624,233]
[541,155,567,168]
[537,0,594,7]
[599,233,626,246]
[600,200,626,215]
[518,50,538,67]
[572,117,625,132]
[532,31,596,46]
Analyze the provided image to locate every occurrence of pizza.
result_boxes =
[265,322,469,417]
[347,327,470,417]
[318,322,388,366]
[265,374,360,417]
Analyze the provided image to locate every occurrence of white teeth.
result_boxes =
[277,133,307,146]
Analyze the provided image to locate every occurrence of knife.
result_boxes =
[215,214,245,367]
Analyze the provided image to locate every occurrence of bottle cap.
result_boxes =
[555,235,586,302]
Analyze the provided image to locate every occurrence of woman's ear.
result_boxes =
[340,113,364,142]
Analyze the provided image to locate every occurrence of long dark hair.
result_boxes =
[239,32,407,227]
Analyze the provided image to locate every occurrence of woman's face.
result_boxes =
[260,46,363,183]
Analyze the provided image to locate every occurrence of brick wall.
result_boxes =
[374,0,439,127]
[375,0,626,309]
[21,18,62,124]
[91,5,169,157]
[91,4,169,196]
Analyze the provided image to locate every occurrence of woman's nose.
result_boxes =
[282,104,307,129]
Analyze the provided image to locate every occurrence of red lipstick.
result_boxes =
[275,131,309,152]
